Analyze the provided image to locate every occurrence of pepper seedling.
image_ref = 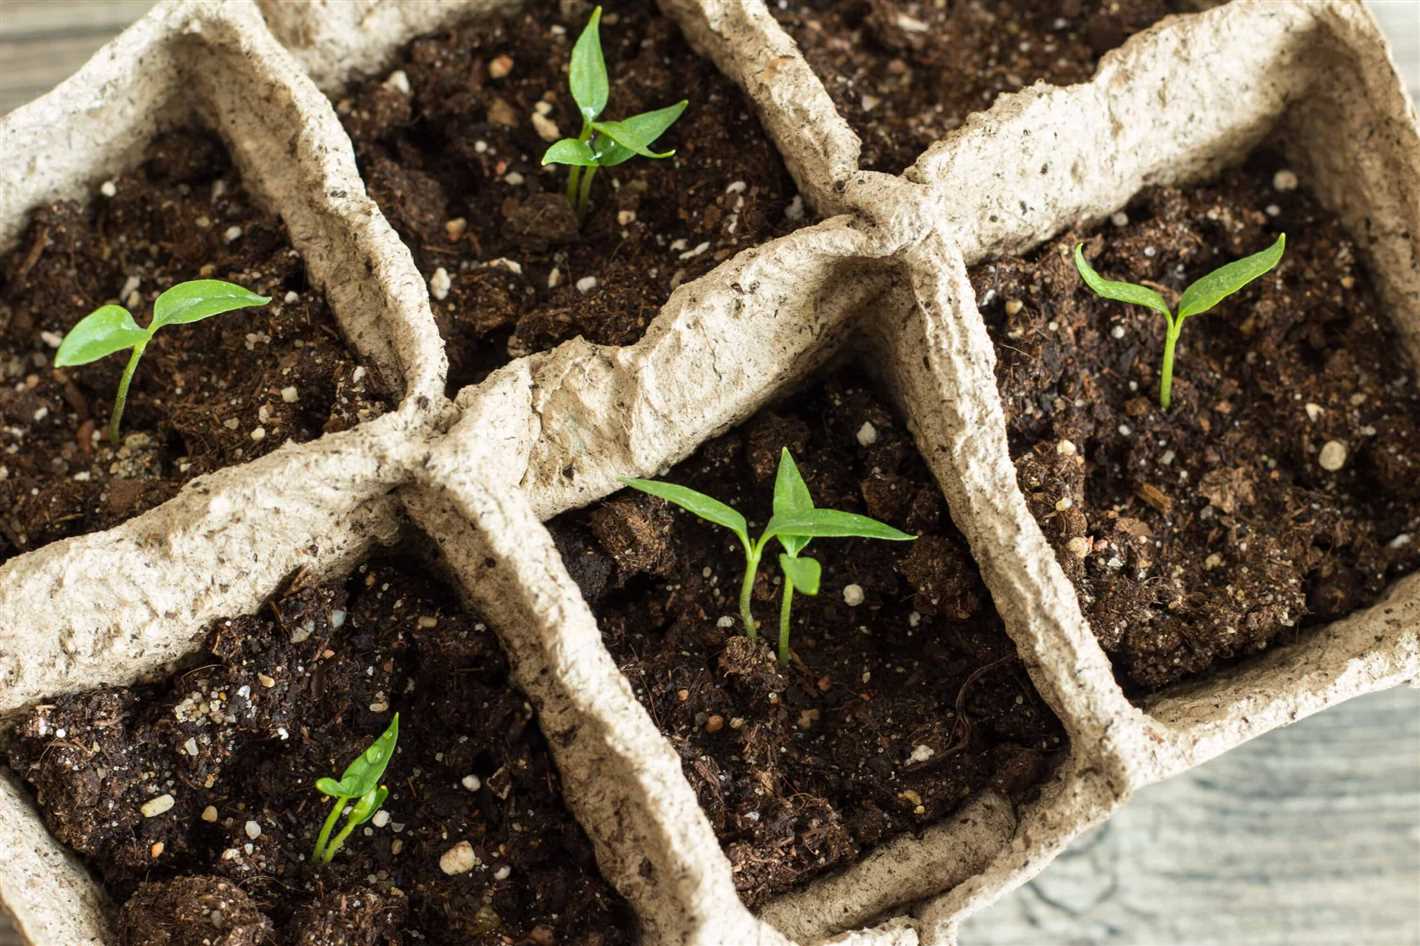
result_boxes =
[1073,233,1285,410]
[54,279,270,444]
[311,713,399,865]
[626,448,914,664]
[541,6,687,220]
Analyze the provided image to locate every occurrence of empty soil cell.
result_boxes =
[768,0,1189,174]
[972,151,1420,693]
[0,128,390,565]
[549,368,1067,907]
[335,0,799,393]
[6,555,635,946]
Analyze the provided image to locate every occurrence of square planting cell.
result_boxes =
[1,0,1417,945]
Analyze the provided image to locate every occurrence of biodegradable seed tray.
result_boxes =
[1,1,1416,944]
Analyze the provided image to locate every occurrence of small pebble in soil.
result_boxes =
[531,112,560,141]
[705,714,724,733]
[223,225,243,243]
[383,69,412,96]
[462,774,481,791]
[842,584,865,606]
[244,820,261,840]
[716,615,734,629]
[201,806,219,823]
[1056,439,1077,457]
[430,267,452,301]
[494,864,512,881]
[371,810,391,828]
[576,276,598,293]
[909,744,934,763]
[1004,299,1024,316]
[1305,402,1324,421]
[100,179,117,197]
[856,421,878,447]
[1318,440,1348,471]
[439,840,479,875]
[184,737,199,756]
[1273,169,1299,191]
[1067,536,1091,558]
[445,217,468,240]
[1111,211,1129,227]
[141,794,175,818]
[488,54,514,79]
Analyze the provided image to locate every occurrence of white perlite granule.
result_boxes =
[1318,440,1347,471]
[842,584,864,606]
[440,841,479,875]
[141,794,175,818]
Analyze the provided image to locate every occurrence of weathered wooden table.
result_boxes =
[1,2,1417,944]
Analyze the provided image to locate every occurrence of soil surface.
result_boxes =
[972,152,1420,692]
[0,129,390,566]
[337,0,800,393]
[550,369,1067,906]
[7,556,635,946]
[769,0,1189,174]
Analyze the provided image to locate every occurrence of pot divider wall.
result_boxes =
[3,0,1419,944]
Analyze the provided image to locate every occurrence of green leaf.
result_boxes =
[1177,233,1286,320]
[591,101,687,165]
[348,785,389,827]
[623,478,749,548]
[764,509,915,545]
[778,553,821,596]
[1072,243,1172,320]
[569,5,608,121]
[542,137,600,167]
[337,713,399,798]
[150,279,269,331]
[773,448,814,556]
[315,777,355,798]
[53,305,147,367]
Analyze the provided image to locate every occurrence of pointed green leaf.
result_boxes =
[1177,233,1286,320]
[349,785,389,827]
[764,509,915,545]
[150,279,269,331]
[623,478,750,548]
[1073,243,1172,320]
[315,776,355,798]
[590,101,687,165]
[569,6,608,121]
[773,448,814,556]
[337,713,399,797]
[542,137,600,167]
[53,305,147,367]
[778,553,821,596]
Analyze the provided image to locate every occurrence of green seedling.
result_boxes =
[311,713,399,865]
[1073,233,1286,410]
[626,448,914,664]
[541,6,688,220]
[54,279,270,444]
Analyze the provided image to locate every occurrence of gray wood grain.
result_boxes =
[0,2,1416,945]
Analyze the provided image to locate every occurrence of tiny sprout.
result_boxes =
[541,6,687,221]
[54,279,270,444]
[626,448,914,664]
[1073,233,1285,410]
[311,713,399,865]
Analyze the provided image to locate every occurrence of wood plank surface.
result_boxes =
[0,2,1416,945]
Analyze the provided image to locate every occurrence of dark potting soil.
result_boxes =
[549,369,1067,907]
[0,129,390,566]
[768,0,1190,174]
[336,0,800,394]
[972,153,1420,693]
[6,556,636,946]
